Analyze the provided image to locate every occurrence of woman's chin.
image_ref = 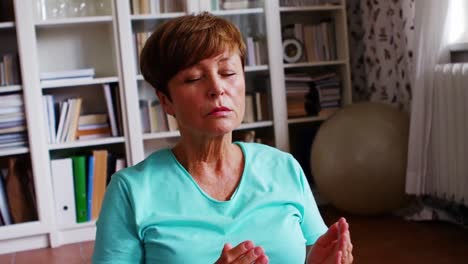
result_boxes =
[205,120,240,136]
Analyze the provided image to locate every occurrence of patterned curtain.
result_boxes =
[347,0,415,111]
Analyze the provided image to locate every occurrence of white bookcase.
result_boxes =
[0,0,351,254]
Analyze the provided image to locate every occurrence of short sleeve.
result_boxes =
[92,173,144,264]
[293,158,328,245]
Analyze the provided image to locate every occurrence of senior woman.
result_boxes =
[92,12,353,264]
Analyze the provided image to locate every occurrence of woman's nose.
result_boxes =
[208,76,225,97]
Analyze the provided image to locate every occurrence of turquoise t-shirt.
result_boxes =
[92,142,327,264]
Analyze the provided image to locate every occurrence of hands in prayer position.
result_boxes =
[215,241,269,264]
[215,217,353,264]
[307,217,353,264]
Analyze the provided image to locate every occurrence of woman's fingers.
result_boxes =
[315,221,340,247]
[338,219,353,264]
[216,241,268,264]
[233,246,268,264]
[216,241,254,263]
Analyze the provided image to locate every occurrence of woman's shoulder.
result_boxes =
[111,148,175,184]
[237,142,296,163]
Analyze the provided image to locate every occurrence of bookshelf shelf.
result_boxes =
[279,5,343,12]
[41,77,119,89]
[0,147,29,157]
[211,8,264,16]
[238,120,274,130]
[0,21,15,29]
[284,60,348,69]
[245,65,269,72]
[59,220,96,231]
[0,85,22,93]
[143,130,180,140]
[35,16,113,27]
[0,221,48,241]
[131,12,186,20]
[0,221,49,244]
[49,137,125,150]
[287,116,327,125]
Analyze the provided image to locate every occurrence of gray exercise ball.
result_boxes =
[311,102,409,215]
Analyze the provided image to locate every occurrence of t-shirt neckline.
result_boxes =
[168,141,247,204]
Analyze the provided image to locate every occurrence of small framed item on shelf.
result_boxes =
[282,38,303,63]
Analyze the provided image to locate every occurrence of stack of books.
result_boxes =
[284,72,341,118]
[0,54,21,86]
[286,82,310,117]
[0,94,27,149]
[312,73,341,113]
[76,114,111,140]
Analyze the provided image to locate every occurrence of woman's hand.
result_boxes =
[215,240,269,264]
[307,217,353,264]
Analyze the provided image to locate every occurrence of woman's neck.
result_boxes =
[172,133,244,200]
[172,133,235,172]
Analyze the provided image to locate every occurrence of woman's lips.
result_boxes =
[208,106,232,116]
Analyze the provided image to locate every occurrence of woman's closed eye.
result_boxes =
[184,76,202,83]
[220,71,236,77]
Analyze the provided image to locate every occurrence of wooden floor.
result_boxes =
[1,206,468,263]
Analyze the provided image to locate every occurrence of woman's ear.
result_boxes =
[156,90,176,116]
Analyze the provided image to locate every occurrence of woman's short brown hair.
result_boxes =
[140,12,246,97]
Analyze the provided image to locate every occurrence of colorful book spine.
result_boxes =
[72,156,87,223]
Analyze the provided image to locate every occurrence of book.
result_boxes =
[76,127,111,138]
[103,84,118,137]
[0,169,12,225]
[0,106,23,115]
[78,123,109,131]
[254,92,270,121]
[60,99,74,142]
[91,150,108,220]
[0,120,25,130]
[0,125,26,135]
[0,112,25,123]
[139,99,150,133]
[50,158,77,227]
[5,158,37,223]
[87,156,94,221]
[167,114,178,131]
[243,94,255,123]
[139,0,150,14]
[246,37,256,66]
[115,158,126,173]
[72,156,87,223]
[46,95,56,143]
[78,114,108,126]
[221,0,249,10]
[111,85,124,137]
[39,68,95,81]
[149,100,159,132]
[106,154,116,185]
[0,94,23,107]
[67,98,83,142]
[150,0,161,13]
[55,101,69,143]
